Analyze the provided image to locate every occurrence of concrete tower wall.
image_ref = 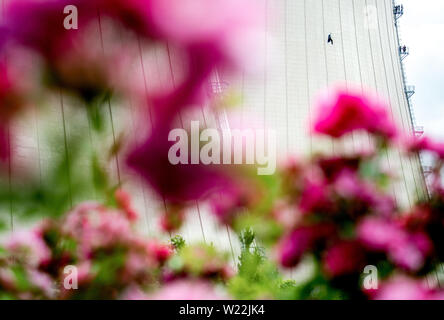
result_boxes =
[239,0,426,207]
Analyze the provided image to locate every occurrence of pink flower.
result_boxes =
[272,201,301,230]
[323,241,367,278]
[115,189,139,221]
[0,125,10,162]
[357,217,404,252]
[208,183,258,225]
[146,241,173,264]
[0,268,16,291]
[159,209,185,233]
[6,230,51,267]
[146,0,262,69]
[27,269,55,298]
[372,277,434,300]
[317,156,362,182]
[2,0,86,59]
[127,127,238,204]
[76,261,93,284]
[1,1,137,101]
[0,60,33,161]
[120,285,149,300]
[406,136,444,159]
[298,178,333,214]
[62,202,133,257]
[388,242,424,272]
[358,218,432,271]
[149,280,230,300]
[279,224,336,268]
[333,170,396,217]
[388,231,432,272]
[313,88,397,140]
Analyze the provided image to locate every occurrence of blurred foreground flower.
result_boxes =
[149,280,230,300]
[313,88,397,141]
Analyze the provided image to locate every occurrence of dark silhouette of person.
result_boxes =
[328,33,333,45]
[403,45,407,53]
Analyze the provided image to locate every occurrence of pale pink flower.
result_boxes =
[372,277,433,300]
[120,285,149,300]
[6,230,51,267]
[149,280,230,300]
[62,202,133,257]
[27,269,55,298]
[357,217,404,252]
[358,218,432,271]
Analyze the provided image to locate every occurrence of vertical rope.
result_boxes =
[304,0,313,157]
[97,10,121,184]
[284,0,289,154]
[364,0,398,204]
[338,0,357,153]
[60,92,73,208]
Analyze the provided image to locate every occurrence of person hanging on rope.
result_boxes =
[327,33,333,46]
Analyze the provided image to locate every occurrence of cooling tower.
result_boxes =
[1,0,426,262]
[235,0,426,205]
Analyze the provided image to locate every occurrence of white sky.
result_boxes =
[401,0,444,140]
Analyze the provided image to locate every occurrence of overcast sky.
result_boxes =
[401,0,444,140]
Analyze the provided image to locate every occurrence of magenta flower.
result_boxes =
[0,125,10,162]
[406,136,444,159]
[323,241,367,278]
[313,88,397,140]
[127,127,238,204]
[0,61,31,161]
[279,224,336,268]
[1,0,86,59]
[317,156,362,182]
[298,178,333,215]
[208,184,254,224]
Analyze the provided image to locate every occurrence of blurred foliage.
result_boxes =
[228,229,298,300]
[170,235,186,252]
[0,102,120,222]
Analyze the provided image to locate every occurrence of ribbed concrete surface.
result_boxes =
[238,0,427,208]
